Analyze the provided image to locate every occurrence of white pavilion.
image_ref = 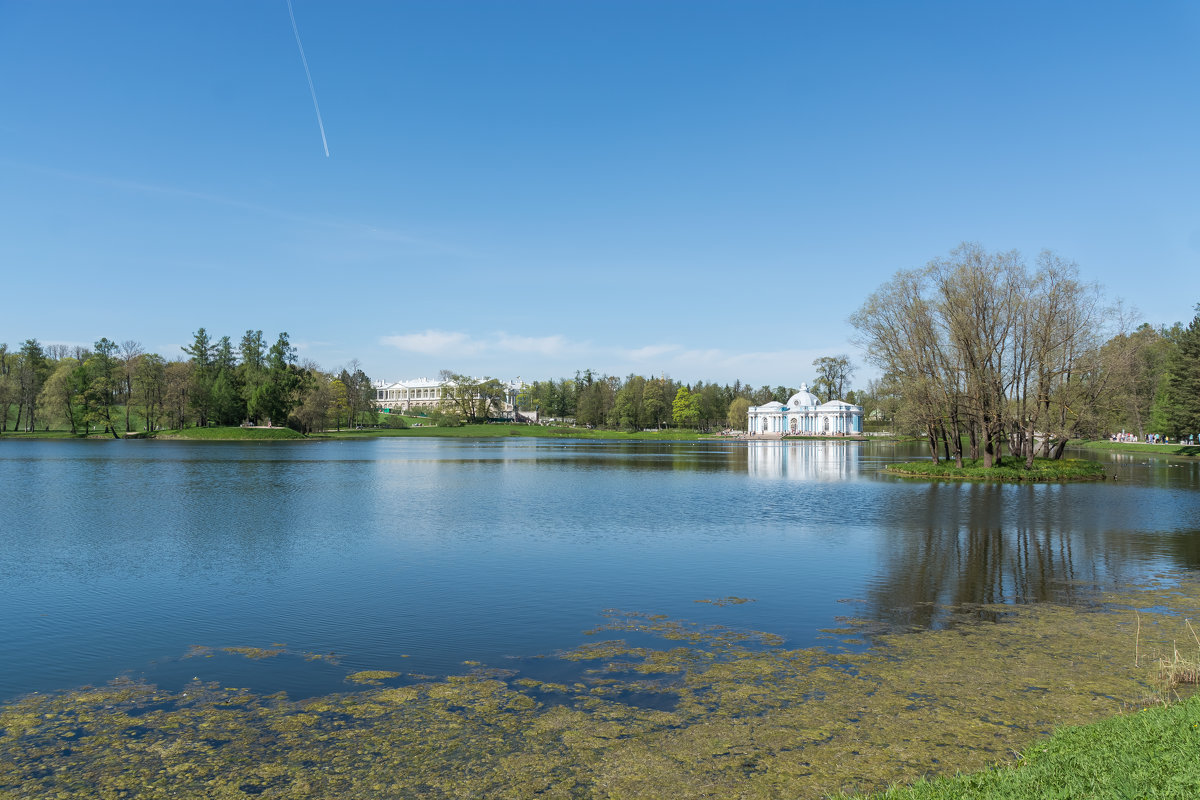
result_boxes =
[747,383,864,436]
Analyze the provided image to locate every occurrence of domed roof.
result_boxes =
[787,383,821,408]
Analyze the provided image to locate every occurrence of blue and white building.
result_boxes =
[747,383,863,435]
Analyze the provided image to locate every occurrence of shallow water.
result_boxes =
[2,437,1197,701]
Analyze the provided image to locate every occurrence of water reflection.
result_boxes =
[746,440,860,481]
[1,438,1199,701]
[861,464,1200,631]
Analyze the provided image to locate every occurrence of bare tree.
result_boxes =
[120,340,144,432]
[852,243,1106,466]
[811,355,856,401]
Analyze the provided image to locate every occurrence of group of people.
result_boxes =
[1110,432,1196,445]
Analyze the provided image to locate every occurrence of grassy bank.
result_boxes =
[886,457,1105,482]
[319,423,716,440]
[0,429,89,439]
[154,426,306,441]
[1071,439,1200,458]
[3,418,720,442]
[852,694,1200,799]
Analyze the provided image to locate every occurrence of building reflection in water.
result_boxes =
[746,439,861,481]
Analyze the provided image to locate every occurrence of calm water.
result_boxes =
[2,437,1199,702]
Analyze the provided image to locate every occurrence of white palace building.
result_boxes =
[747,383,864,436]
[372,377,526,418]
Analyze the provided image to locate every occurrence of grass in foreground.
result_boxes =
[852,694,1200,799]
[886,457,1105,482]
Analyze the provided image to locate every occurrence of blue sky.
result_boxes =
[2,1,1197,387]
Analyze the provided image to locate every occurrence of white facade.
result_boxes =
[372,377,448,412]
[372,377,525,416]
[746,439,860,480]
[747,383,863,436]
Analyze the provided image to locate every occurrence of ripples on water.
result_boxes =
[1,438,1197,700]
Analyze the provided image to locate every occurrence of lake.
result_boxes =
[3,437,1199,703]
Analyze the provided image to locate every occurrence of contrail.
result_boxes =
[286,0,329,157]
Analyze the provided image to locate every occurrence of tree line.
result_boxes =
[518,356,856,431]
[0,329,378,436]
[850,242,1200,466]
[0,327,863,436]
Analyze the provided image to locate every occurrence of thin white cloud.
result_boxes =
[494,333,572,356]
[625,344,681,360]
[380,330,480,356]
[0,159,460,254]
[382,330,583,359]
[377,330,864,386]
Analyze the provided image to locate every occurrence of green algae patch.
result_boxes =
[345,670,402,685]
[185,644,338,664]
[886,457,1105,482]
[221,646,285,659]
[4,580,1200,799]
[696,596,756,606]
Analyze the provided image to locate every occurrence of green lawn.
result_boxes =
[0,429,86,439]
[1071,439,1200,458]
[886,457,1106,482]
[851,694,1200,799]
[154,426,306,440]
[319,423,716,440]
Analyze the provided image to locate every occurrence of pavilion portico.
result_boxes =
[747,383,863,436]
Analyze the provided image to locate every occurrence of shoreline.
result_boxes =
[0,426,887,443]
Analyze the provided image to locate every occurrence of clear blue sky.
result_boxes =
[2,1,1197,387]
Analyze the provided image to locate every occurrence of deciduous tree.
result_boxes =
[672,386,700,429]
[1159,305,1200,437]
[811,356,855,402]
[727,396,750,429]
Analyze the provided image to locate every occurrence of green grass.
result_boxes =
[155,426,306,440]
[1071,439,1200,458]
[851,694,1200,799]
[319,423,716,440]
[5,419,716,442]
[0,429,86,439]
[886,457,1106,482]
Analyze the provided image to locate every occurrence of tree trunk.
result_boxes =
[949,412,964,468]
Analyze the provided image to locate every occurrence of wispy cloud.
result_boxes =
[380,330,481,356]
[381,330,579,358]
[378,329,851,385]
[494,333,572,356]
[0,159,462,254]
[625,344,681,360]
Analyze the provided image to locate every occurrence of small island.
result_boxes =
[886,457,1106,482]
